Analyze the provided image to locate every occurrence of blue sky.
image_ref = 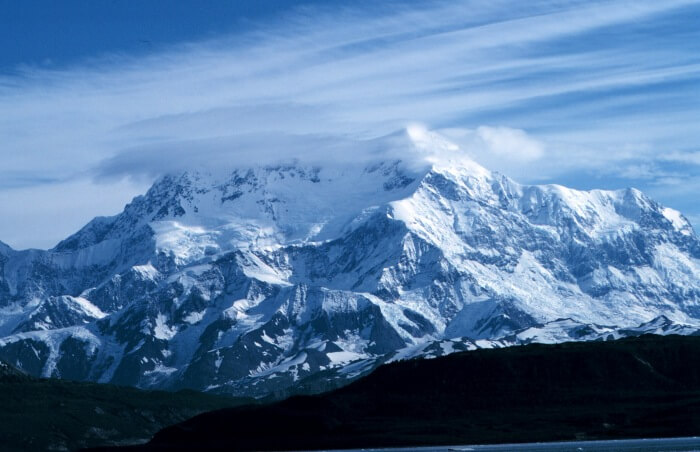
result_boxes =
[0,0,316,70]
[0,0,699,249]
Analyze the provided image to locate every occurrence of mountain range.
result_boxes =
[0,129,698,397]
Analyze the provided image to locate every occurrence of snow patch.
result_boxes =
[153,313,177,340]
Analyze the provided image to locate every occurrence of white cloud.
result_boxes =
[1,0,699,247]
[475,126,543,161]
[445,126,544,161]
[659,151,700,165]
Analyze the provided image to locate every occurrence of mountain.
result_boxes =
[108,334,700,451]
[0,359,25,380]
[0,129,698,396]
[0,359,244,451]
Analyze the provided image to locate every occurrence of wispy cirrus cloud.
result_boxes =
[1,0,699,248]
[660,151,700,166]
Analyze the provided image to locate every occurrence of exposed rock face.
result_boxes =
[0,136,698,396]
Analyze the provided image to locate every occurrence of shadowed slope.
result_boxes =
[122,335,700,451]
[0,361,248,451]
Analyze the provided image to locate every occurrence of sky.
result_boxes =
[0,0,699,249]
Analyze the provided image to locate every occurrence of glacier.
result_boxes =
[0,129,698,397]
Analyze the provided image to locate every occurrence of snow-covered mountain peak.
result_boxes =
[0,135,698,398]
[48,150,697,276]
[113,156,511,266]
[49,160,424,260]
[139,160,429,259]
[405,124,492,179]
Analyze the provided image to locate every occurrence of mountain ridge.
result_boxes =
[0,129,698,396]
[117,334,700,451]
[0,358,245,451]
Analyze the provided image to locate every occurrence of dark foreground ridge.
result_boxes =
[108,334,700,451]
[0,362,249,451]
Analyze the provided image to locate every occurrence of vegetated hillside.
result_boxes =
[119,334,700,451]
[0,362,249,452]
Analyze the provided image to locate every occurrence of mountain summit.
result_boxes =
[0,130,698,396]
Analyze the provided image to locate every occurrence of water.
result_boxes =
[318,437,700,452]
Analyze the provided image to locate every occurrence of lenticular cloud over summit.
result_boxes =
[94,125,537,181]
